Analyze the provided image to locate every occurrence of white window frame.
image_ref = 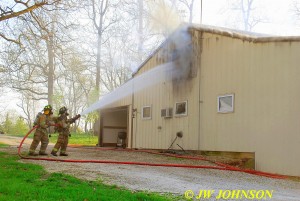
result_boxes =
[142,106,152,120]
[217,94,234,113]
[174,101,188,117]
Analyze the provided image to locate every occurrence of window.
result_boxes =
[175,101,188,116]
[142,106,152,120]
[218,94,234,113]
[161,108,173,118]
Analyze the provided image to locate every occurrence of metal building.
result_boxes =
[97,24,300,177]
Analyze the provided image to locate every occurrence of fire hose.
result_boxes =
[18,126,287,179]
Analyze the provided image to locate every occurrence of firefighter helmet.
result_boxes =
[59,106,67,114]
[44,105,52,111]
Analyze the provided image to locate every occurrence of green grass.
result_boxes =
[49,132,98,146]
[5,132,98,146]
[0,142,8,148]
[2,132,27,137]
[0,151,177,201]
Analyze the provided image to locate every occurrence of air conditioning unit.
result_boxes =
[161,108,173,118]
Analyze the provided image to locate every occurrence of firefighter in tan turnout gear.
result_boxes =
[29,105,57,156]
[51,106,80,156]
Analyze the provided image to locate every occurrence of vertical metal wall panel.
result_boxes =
[99,27,300,176]
[199,32,300,176]
[132,31,201,150]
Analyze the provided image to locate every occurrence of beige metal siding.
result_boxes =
[199,32,300,176]
[99,26,300,176]
[132,33,201,150]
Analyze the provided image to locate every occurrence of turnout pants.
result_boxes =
[52,134,69,154]
[29,129,49,154]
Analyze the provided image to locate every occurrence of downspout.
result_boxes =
[130,78,135,148]
[99,111,103,147]
[198,31,203,150]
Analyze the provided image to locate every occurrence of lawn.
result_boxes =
[0,151,177,201]
[0,142,8,148]
[5,131,99,146]
[48,132,98,146]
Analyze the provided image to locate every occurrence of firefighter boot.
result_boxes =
[39,151,48,156]
[51,151,58,156]
[60,153,68,156]
[28,152,38,156]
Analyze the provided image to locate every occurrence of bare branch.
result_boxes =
[0,1,47,22]
[0,33,21,45]
[12,86,48,96]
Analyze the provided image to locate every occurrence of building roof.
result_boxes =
[192,24,300,42]
[133,23,300,76]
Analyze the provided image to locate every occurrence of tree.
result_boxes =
[1,0,172,135]
[28,7,58,105]
[169,0,195,23]
[2,113,13,134]
[137,0,145,62]
[0,112,29,135]
[0,62,7,88]
[292,0,300,21]
[118,0,166,65]
[17,93,38,128]
[87,0,119,96]
[54,52,92,132]
[101,39,132,92]
[3,1,78,105]
[228,0,267,32]
[0,0,61,45]
[12,116,29,135]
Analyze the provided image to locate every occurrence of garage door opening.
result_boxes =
[99,106,129,147]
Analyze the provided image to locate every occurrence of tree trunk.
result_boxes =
[95,31,102,94]
[47,34,54,105]
[189,0,194,23]
[84,120,88,133]
[138,0,144,62]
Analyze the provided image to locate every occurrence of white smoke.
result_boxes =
[81,25,192,116]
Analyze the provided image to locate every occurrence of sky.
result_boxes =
[2,0,300,118]
[191,0,300,36]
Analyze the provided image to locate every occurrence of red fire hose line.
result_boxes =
[71,146,288,179]
[18,127,287,179]
[68,145,288,179]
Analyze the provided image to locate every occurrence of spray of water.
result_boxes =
[81,25,192,116]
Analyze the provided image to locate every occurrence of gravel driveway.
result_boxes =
[1,135,300,200]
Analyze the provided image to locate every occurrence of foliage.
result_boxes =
[0,0,167,130]
[2,114,13,134]
[0,113,29,135]
[11,117,29,135]
[52,93,64,114]
[0,151,174,201]
[85,111,99,125]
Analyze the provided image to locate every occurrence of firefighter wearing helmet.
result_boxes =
[51,106,81,156]
[29,105,57,156]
